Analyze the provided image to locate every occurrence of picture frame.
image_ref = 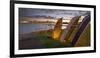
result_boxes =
[10,1,96,57]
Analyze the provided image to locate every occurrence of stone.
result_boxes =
[72,15,90,46]
[60,16,81,42]
[52,18,62,40]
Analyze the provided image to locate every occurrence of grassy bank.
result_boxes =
[19,29,72,50]
[19,24,90,50]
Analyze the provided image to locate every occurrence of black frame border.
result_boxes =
[10,1,96,58]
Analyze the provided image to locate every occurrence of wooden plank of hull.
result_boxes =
[52,18,62,40]
[60,16,80,42]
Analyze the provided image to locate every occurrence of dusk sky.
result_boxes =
[19,8,90,18]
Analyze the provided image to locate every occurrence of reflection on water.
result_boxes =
[19,23,67,34]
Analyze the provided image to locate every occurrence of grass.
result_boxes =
[34,30,71,48]
[19,24,90,49]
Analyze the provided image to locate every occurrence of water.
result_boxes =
[19,23,54,34]
[19,23,67,34]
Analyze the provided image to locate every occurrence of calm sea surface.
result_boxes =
[19,23,67,34]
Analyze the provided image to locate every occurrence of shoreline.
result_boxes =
[19,29,52,40]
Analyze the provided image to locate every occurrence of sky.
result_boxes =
[19,8,90,18]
